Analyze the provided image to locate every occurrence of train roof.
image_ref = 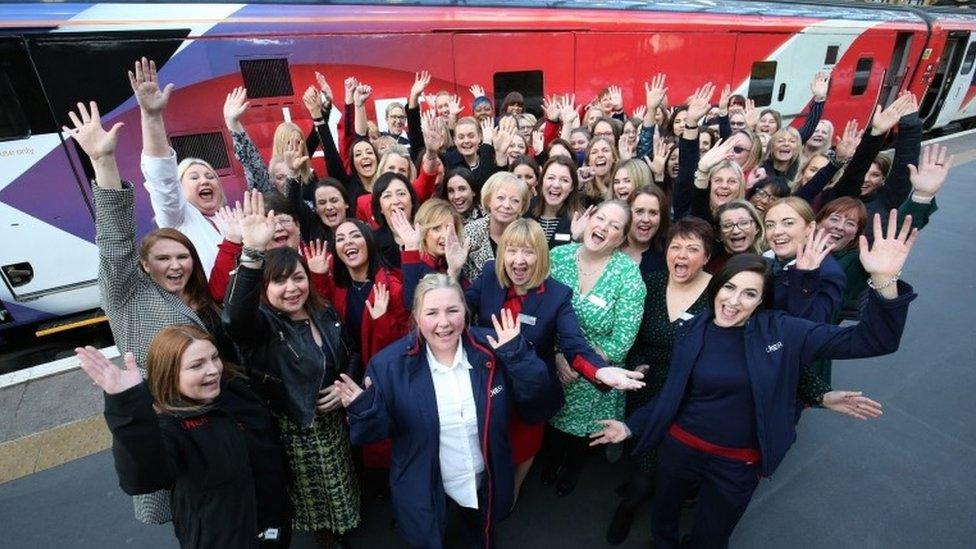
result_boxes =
[0,0,934,25]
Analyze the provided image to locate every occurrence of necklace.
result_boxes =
[576,249,609,277]
[350,278,371,291]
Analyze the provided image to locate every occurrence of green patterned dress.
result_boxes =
[548,244,646,436]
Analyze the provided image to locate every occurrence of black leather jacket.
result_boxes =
[222,264,358,429]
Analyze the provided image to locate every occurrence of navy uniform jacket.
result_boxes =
[346,328,553,548]
[626,282,916,477]
[772,255,847,324]
[464,261,608,414]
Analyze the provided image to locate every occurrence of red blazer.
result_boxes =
[208,239,243,304]
[311,267,409,375]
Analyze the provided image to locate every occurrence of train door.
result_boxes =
[879,32,916,108]
[920,31,972,129]
[933,34,976,126]
[452,32,575,117]
[0,37,99,329]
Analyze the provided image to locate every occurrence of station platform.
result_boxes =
[2,132,975,548]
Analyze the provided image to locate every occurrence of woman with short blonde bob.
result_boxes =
[336,273,553,547]
[462,172,531,280]
[762,127,803,180]
[395,198,467,306]
[77,325,291,548]
[681,135,747,225]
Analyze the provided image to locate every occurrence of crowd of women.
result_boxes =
[66,57,950,548]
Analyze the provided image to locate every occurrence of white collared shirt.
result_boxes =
[426,343,484,509]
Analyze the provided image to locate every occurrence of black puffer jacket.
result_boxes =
[105,379,291,548]
[222,264,358,428]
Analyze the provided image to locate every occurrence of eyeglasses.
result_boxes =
[752,189,773,201]
[733,146,751,154]
[720,219,755,232]
[388,115,407,121]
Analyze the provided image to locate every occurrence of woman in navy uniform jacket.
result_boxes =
[404,219,645,497]
[334,273,555,548]
[591,210,918,548]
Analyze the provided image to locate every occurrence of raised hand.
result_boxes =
[834,119,861,162]
[448,94,463,117]
[644,73,668,112]
[571,205,597,240]
[648,140,670,178]
[343,76,359,106]
[223,86,250,131]
[63,101,124,162]
[559,93,579,124]
[389,208,421,250]
[365,282,390,320]
[410,70,431,105]
[469,84,486,98]
[492,116,517,156]
[822,391,883,420]
[746,166,767,191]
[576,166,595,188]
[811,71,831,101]
[316,385,342,414]
[213,203,243,244]
[871,92,913,136]
[128,57,173,116]
[595,367,645,391]
[487,308,521,349]
[284,137,309,177]
[76,347,142,395]
[238,190,276,251]
[532,129,545,155]
[795,228,835,271]
[617,132,636,160]
[859,209,918,282]
[302,239,332,275]
[743,98,759,129]
[684,82,716,125]
[480,118,495,144]
[353,83,372,107]
[697,137,736,172]
[718,84,732,115]
[445,229,470,280]
[302,85,324,119]
[608,85,624,111]
[334,373,371,407]
[422,109,446,154]
[632,105,647,121]
[543,94,561,122]
[315,71,334,103]
[909,144,953,200]
[588,419,632,446]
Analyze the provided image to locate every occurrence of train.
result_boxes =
[1,0,976,335]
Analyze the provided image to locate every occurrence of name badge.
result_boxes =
[586,294,608,308]
[517,313,537,326]
[554,233,571,242]
[679,311,695,321]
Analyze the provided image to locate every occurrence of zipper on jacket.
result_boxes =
[279,331,301,360]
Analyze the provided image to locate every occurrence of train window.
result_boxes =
[825,46,840,66]
[493,70,544,116]
[171,132,232,174]
[961,43,976,75]
[240,58,294,99]
[851,57,873,96]
[0,69,29,141]
[747,61,777,107]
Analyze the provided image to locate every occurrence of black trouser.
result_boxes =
[652,436,760,549]
[445,497,485,548]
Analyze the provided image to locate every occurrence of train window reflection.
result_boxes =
[748,61,777,107]
[852,57,873,96]
[0,69,30,141]
[960,43,976,75]
[493,70,543,116]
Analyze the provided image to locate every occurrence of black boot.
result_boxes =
[606,502,637,545]
[555,436,588,497]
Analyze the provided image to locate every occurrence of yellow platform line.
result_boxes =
[0,415,110,484]
[34,315,108,337]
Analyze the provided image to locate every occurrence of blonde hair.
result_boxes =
[414,198,463,258]
[495,219,550,290]
[271,122,312,182]
[480,171,531,214]
[584,136,619,200]
[411,273,467,319]
[706,160,746,211]
[714,199,766,254]
[793,152,832,191]
[763,127,802,167]
[176,157,226,206]
[609,159,653,201]
[377,144,417,181]
[765,196,815,224]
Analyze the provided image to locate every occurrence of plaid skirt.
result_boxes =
[277,411,361,533]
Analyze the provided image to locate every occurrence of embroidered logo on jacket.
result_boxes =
[766,341,783,353]
[490,385,504,397]
[181,417,209,430]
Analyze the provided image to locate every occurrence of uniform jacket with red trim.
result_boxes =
[625,282,916,477]
[346,328,553,549]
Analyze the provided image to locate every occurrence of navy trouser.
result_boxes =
[652,435,760,549]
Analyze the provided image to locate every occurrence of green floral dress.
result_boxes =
[548,244,646,436]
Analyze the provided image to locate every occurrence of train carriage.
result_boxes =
[0,0,973,333]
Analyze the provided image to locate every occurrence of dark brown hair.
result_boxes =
[261,247,326,313]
